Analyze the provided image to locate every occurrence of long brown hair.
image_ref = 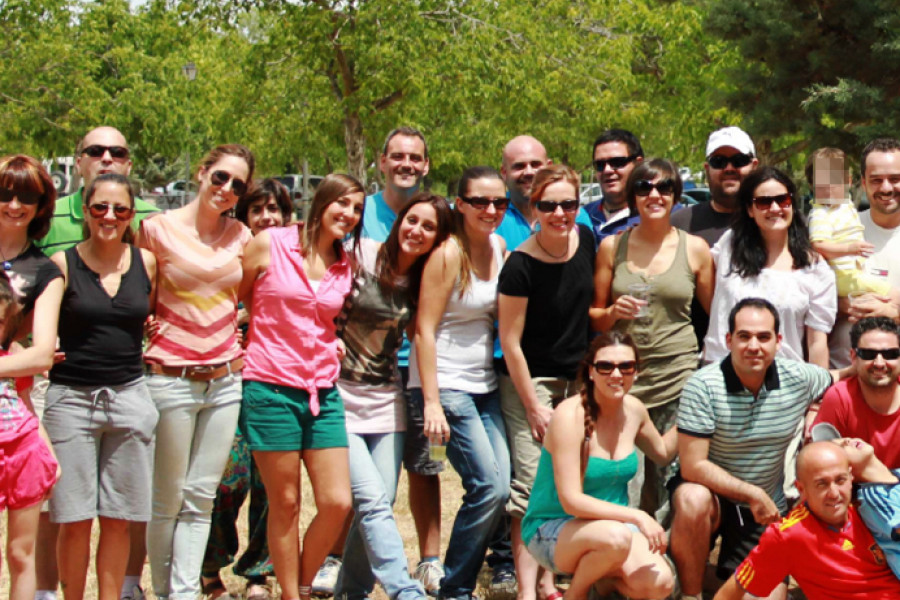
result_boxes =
[0,154,57,240]
[454,165,504,296]
[301,173,364,259]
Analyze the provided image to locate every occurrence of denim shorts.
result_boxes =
[526,518,641,576]
[240,380,347,451]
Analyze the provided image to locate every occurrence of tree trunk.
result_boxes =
[344,113,367,187]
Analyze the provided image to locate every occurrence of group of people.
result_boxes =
[0,120,899,600]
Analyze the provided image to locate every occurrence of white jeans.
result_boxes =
[145,372,242,600]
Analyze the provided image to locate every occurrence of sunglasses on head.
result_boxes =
[593,155,639,172]
[707,153,753,170]
[535,199,579,213]
[82,145,130,160]
[752,193,792,210]
[87,202,134,221]
[461,196,509,210]
[210,170,248,196]
[634,179,675,197]
[0,187,41,206]
[592,360,637,375]
[855,347,900,361]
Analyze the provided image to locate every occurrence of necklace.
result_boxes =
[536,230,569,259]
[0,240,28,271]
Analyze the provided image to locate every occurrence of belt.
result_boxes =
[146,357,243,382]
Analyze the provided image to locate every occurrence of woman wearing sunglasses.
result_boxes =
[137,144,255,600]
[521,333,676,600]
[410,166,511,600]
[498,164,595,600]
[43,173,157,600]
[703,166,836,366]
[591,158,713,517]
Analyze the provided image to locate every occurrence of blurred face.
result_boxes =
[748,178,793,236]
[593,141,640,204]
[534,180,578,237]
[813,156,849,206]
[398,202,440,259]
[862,150,900,217]
[379,135,429,195]
[726,307,782,380]
[704,146,757,210]
[320,191,364,242]
[852,329,900,389]
[632,174,675,221]
[502,138,549,202]
[247,196,285,235]
[797,449,852,528]
[76,127,132,187]
[198,155,250,214]
[84,181,134,242]
[589,344,637,401]
[458,177,507,237]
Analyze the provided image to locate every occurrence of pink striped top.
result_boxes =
[243,225,353,414]
[139,212,252,366]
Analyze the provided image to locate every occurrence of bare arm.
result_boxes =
[811,239,873,262]
[238,230,271,306]
[680,432,779,525]
[712,576,746,600]
[589,236,642,331]
[634,400,678,466]
[806,327,829,368]
[139,248,158,313]
[688,235,715,314]
[0,271,63,377]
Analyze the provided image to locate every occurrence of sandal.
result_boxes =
[246,582,273,600]
[201,576,240,600]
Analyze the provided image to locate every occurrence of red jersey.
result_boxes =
[735,504,900,600]
[813,377,900,468]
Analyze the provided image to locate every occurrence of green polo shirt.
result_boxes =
[35,188,159,256]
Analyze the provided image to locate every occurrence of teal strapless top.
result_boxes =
[521,446,638,545]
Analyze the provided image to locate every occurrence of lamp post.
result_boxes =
[181,62,197,207]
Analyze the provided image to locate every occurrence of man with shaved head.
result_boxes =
[715,442,900,599]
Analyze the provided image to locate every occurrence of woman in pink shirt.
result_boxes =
[239,173,365,600]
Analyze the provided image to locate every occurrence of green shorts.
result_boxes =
[240,380,348,451]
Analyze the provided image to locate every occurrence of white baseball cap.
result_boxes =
[706,126,756,158]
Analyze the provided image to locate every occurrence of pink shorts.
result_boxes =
[0,429,58,511]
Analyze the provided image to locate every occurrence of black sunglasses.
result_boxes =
[855,347,900,361]
[82,145,130,160]
[87,203,135,221]
[592,360,637,375]
[461,196,509,210]
[752,194,792,210]
[634,179,675,197]
[0,187,41,206]
[707,153,753,170]
[210,170,248,196]
[535,199,579,213]
[593,155,639,172]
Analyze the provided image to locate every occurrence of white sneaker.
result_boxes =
[413,559,444,597]
[121,585,145,600]
[312,555,343,597]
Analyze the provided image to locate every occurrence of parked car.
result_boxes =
[681,187,711,205]
[579,182,602,205]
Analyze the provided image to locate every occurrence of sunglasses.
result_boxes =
[593,155,639,172]
[752,193,792,210]
[210,170,248,196]
[592,360,637,375]
[634,179,675,197]
[461,196,509,210]
[0,187,41,206]
[855,347,900,361]
[87,203,135,221]
[82,145,130,160]
[707,153,753,170]
[535,199,579,213]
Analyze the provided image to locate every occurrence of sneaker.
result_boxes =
[312,555,343,597]
[121,585,145,600]
[490,565,517,593]
[413,559,444,597]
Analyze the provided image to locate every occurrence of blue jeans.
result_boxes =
[336,432,423,600]
[412,388,510,600]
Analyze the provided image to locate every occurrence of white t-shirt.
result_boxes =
[704,230,837,363]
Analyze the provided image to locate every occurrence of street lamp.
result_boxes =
[181,62,197,206]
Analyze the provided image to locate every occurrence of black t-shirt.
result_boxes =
[7,244,62,315]
[670,201,734,247]
[498,224,595,379]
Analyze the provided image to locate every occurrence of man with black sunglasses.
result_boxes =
[36,126,158,256]
[583,128,643,243]
[814,317,900,469]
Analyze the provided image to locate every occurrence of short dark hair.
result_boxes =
[850,317,900,349]
[860,138,900,177]
[592,129,643,160]
[728,297,780,335]
[381,126,429,159]
[624,158,682,212]
[235,178,293,226]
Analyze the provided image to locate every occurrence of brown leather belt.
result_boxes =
[145,357,243,382]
